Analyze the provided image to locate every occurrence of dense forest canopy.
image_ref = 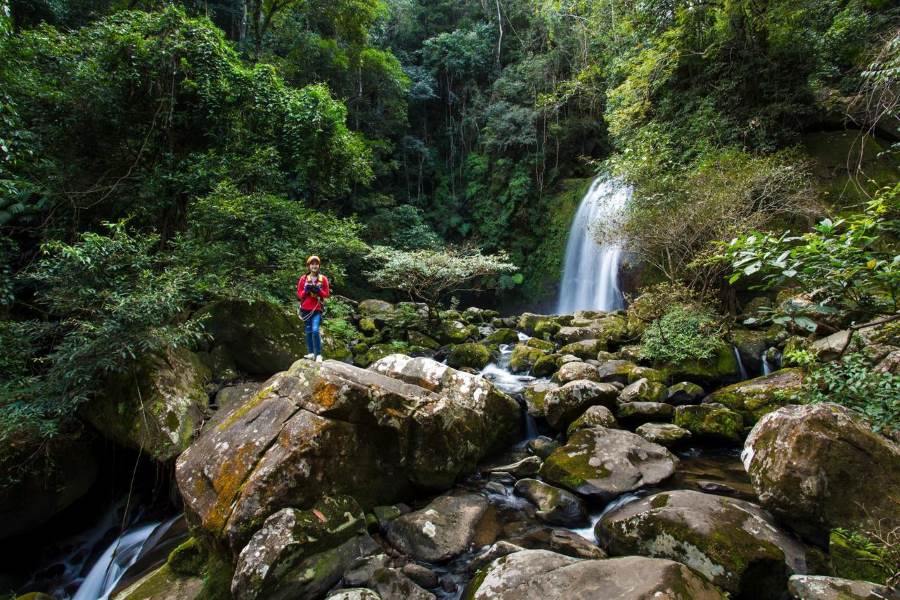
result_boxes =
[0,0,898,502]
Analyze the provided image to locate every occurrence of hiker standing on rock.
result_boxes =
[297,255,330,362]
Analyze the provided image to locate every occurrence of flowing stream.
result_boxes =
[557,177,631,313]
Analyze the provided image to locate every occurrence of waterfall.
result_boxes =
[557,177,631,314]
[72,520,162,600]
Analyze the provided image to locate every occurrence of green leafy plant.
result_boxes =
[798,351,900,435]
[640,305,726,364]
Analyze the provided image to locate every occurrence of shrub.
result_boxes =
[641,305,726,364]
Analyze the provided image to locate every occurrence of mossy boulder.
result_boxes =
[197,299,307,376]
[554,314,627,347]
[674,404,744,444]
[509,344,546,374]
[517,313,556,335]
[559,339,606,359]
[666,381,705,405]
[566,405,618,435]
[167,538,207,577]
[83,347,210,462]
[111,564,203,600]
[658,343,740,385]
[483,328,519,346]
[787,575,899,600]
[829,530,893,585]
[627,366,667,383]
[523,381,559,417]
[533,319,561,340]
[731,328,769,374]
[231,496,370,600]
[532,354,560,378]
[703,368,803,425]
[539,427,677,501]
[359,299,395,320]
[544,380,620,430]
[635,423,692,447]
[551,361,599,384]
[176,356,520,552]
[513,479,588,526]
[742,403,900,544]
[618,378,667,403]
[525,337,555,352]
[466,550,726,600]
[596,359,639,385]
[407,331,440,350]
[354,343,402,367]
[439,320,478,344]
[386,493,490,563]
[447,343,492,369]
[596,490,810,599]
[615,401,674,427]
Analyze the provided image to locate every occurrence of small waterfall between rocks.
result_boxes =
[557,177,631,313]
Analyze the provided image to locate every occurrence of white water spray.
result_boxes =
[72,520,161,600]
[557,177,630,313]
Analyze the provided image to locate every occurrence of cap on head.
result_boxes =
[306,255,321,266]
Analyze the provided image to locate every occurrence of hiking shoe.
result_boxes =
[304,353,315,360]
[315,355,323,362]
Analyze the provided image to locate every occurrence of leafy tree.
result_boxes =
[364,244,517,315]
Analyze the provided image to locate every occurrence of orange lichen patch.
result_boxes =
[204,443,259,534]
[311,381,341,409]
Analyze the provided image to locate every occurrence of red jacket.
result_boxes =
[296,274,330,311]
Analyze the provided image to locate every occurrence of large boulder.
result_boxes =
[566,405,618,434]
[703,368,803,424]
[615,401,673,427]
[175,356,520,552]
[742,403,900,543]
[659,344,740,385]
[466,550,726,600]
[543,380,619,430]
[674,404,744,444]
[447,343,492,369]
[787,575,899,600]
[522,381,558,418]
[111,565,203,600]
[559,339,606,359]
[197,299,307,376]
[635,422,691,447]
[551,361,599,384]
[509,344,546,374]
[597,490,810,599]
[83,347,210,462]
[385,493,489,562]
[618,378,667,403]
[539,427,677,501]
[231,496,370,600]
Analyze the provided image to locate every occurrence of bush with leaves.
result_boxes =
[640,305,727,365]
[796,351,900,436]
[364,245,518,315]
[722,185,900,332]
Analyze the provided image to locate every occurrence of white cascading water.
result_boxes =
[557,177,631,313]
[72,520,161,600]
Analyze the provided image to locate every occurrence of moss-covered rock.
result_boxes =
[596,490,810,598]
[544,381,620,430]
[167,538,207,577]
[551,361,600,384]
[554,314,628,348]
[596,360,639,385]
[354,343,403,367]
[483,328,519,346]
[666,381,705,405]
[533,319,561,340]
[616,401,674,427]
[618,378,667,403]
[731,328,769,374]
[526,337,555,352]
[658,343,740,385]
[539,427,677,501]
[829,530,893,585]
[627,366,667,383]
[83,347,210,462]
[559,339,606,359]
[634,423,692,447]
[509,344,546,374]
[439,320,478,344]
[674,404,744,444]
[514,479,588,526]
[523,381,559,417]
[447,343,492,369]
[407,330,440,350]
[358,317,380,334]
[743,403,900,545]
[566,405,618,435]
[532,354,560,378]
[787,574,898,600]
[703,368,802,424]
[517,313,553,335]
[359,299,395,320]
[197,299,307,376]
[111,564,203,600]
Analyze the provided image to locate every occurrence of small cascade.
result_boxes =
[557,177,631,314]
[571,493,641,541]
[761,348,780,376]
[72,520,163,600]
[732,346,749,380]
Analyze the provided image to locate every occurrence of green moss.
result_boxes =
[483,328,519,346]
[651,493,670,509]
[532,354,560,377]
[534,319,562,340]
[509,344,546,374]
[167,538,207,576]
[674,404,744,443]
[447,343,492,369]
[526,337,556,352]
[197,547,235,600]
[830,529,892,585]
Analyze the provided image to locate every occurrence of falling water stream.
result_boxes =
[557,177,631,313]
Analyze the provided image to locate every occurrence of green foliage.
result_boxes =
[723,185,900,330]
[364,244,517,310]
[797,351,900,435]
[176,182,369,303]
[641,305,726,364]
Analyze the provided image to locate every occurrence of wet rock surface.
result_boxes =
[385,493,490,563]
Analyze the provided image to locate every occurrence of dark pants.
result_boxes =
[302,310,322,356]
